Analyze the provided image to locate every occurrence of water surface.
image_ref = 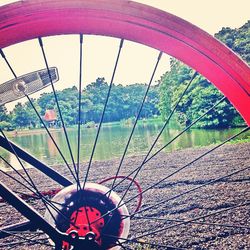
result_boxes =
[0,121,248,170]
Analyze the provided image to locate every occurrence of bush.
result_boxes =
[0,121,15,131]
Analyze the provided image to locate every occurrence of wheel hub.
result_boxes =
[45,183,130,250]
[62,206,104,249]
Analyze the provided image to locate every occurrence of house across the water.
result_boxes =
[43,109,57,127]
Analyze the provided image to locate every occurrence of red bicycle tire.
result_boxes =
[0,0,249,124]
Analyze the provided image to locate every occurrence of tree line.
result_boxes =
[0,20,248,130]
[0,78,159,130]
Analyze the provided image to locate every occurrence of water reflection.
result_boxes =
[0,123,248,170]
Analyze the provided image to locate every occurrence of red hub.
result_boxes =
[62,206,104,249]
[45,182,131,250]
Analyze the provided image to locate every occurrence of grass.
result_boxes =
[229,135,250,144]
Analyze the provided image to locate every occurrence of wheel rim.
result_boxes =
[0,0,249,125]
[0,1,249,249]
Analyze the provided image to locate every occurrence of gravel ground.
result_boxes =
[0,142,249,249]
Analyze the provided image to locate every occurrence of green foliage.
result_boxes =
[2,79,159,129]
[158,21,249,128]
[215,21,250,64]
[77,77,160,123]
[12,103,30,128]
[0,106,9,122]
[11,100,41,129]
[0,121,14,131]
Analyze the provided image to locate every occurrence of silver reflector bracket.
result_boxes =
[0,67,59,105]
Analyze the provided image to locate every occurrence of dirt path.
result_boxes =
[0,142,249,249]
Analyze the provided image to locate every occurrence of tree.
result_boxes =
[12,103,30,128]
[25,99,41,128]
[0,106,13,131]
[158,20,249,128]
[0,105,9,122]
[215,21,250,64]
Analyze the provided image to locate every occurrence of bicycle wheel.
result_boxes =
[0,1,249,249]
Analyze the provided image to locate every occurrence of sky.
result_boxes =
[0,0,249,110]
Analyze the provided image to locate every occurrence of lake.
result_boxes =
[0,121,248,170]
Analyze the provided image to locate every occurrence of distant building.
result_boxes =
[43,109,57,127]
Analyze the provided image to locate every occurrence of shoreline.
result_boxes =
[4,122,249,138]
[6,127,66,137]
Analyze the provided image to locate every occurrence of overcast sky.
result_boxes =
[0,0,249,110]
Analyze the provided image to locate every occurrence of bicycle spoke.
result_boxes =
[0,53,42,193]
[104,234,184,249]
[143,71,198,163]
[0,162,41,199]
[132,159,250,217]
[131,201,250,240]
[90,96,229,224]
[105,71,199,194]
[38,37,78,183]
[120,126,250,214]
[92,126,249,225]
[2,231,44,235]
[126,126,250,205]
[82,39,124,190]
[0,129,42,194]
[109,51,163,192]
[4,238,51,250]
[34,191,79,230]
[3,241,28,249]
[77,34,83,181]
[116,240,131,250]
[72,35,84,226]
[145,97,226,164]
[0,48,73,186]
[103,51,163,230]
[0,49,17,78]
[133,216,250,230]
[111,95,225,198]
[0,180,64,242]
[0,163,64,228]
[105,96,226,196]
[0,157,76,230]
[0,229,52,247]
[0,135,72,187]
[0,130,61,225]
[25,93,78,183]
[13,189,69,209]
[0,221,37,239]
[0,155,35,189]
